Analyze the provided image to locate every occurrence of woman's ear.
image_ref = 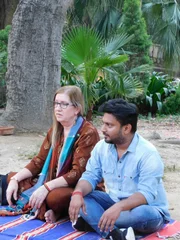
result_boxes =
[75,106,81,116]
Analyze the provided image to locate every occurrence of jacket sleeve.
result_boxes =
[24,128,52,176]
[63,121,100,187]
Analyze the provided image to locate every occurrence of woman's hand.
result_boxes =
[6,179,19,206]
[29,185,49,209]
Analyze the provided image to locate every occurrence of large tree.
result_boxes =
[0,0,73,131]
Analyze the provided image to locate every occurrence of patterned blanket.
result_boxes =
[0,213,180,240]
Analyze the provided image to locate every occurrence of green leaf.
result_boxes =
[146,95,153,106]
[62,27,103,66]
[157,101,162,111]
[104,33,133,54]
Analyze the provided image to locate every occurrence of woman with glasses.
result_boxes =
[3,85,100,223]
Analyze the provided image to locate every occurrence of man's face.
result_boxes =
[101,113,126,145]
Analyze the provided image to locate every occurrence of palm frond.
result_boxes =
[143,0,180,71]
[106,74,143,99]
[122,77,144,99]
[126,64,152,74]
[143,2,163,16]
[87,54,128,69]
[104,33,133,54]
[62,27,103,66]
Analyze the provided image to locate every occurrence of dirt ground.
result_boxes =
[0,116,180,221]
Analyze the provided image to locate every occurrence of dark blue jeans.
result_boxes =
[79,191,165,238]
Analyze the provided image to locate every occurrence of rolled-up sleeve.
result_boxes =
[80,142,103,190]
[137,151,164,204]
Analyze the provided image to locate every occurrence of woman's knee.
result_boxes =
[46,187,73,211]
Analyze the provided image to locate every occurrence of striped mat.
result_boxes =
[0,214,180,239]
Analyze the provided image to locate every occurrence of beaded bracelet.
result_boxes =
[44,183,51,192]
[72,191,83,197]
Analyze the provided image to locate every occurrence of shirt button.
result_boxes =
[118,175,121,178]
[119,189,121,191]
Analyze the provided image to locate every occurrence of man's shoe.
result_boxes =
[122,227,135,240]
[107,227,135,240]
[72,216,94,232]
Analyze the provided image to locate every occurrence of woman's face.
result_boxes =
[54,93,80,126]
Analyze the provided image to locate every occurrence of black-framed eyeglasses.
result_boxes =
[53,101,74,109]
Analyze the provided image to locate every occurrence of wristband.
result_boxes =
[72,191,83,197]
[44,183,51,192]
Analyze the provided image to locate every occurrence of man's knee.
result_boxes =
[131,206,164,233]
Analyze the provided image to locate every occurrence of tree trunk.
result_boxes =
[86,107,93,122]
[0,0,19,30]
[0,0,73,132]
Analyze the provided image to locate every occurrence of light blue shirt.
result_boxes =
[80,132,170,221]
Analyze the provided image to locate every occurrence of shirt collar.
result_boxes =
[127,132,139,153]
[108,132,139,153]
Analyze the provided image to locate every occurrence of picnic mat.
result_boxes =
[0,213,180,240]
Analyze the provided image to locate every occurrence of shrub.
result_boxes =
[136,72,175,116]
[162,85,180,115]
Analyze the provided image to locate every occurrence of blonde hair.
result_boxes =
[51,85,85,147]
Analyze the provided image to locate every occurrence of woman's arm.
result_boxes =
[10,168,33,182]
[25,128,53,176]
[6,168,33,206]
[44,176,68,190]
[6,129,52,206]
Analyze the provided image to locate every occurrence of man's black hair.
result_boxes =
[98,98,139,133]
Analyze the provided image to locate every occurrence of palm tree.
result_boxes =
[142,0,180,74]
[67,0,124,38]
[61,26,143,120]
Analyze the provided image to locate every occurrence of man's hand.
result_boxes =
[6,179,19,206]
[98,203,122,232]
[29,185,48,209]
[69,194,86,224]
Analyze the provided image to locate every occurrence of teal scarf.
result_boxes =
[56,116,84,176]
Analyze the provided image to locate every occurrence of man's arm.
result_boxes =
[116,192,147,211]
[69,180,92,224]
[69,141,102,224]
[99,192,147,232]
[73,180,93,196]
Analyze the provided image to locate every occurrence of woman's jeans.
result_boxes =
[79,191,165,238]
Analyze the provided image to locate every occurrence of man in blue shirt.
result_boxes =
[69,98,170,240]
